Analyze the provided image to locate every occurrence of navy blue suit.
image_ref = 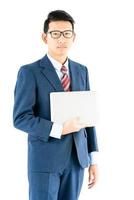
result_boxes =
[13,55,98,200]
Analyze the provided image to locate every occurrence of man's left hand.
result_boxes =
[88,164,99,189]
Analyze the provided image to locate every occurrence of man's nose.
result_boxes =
[58,34,65,42]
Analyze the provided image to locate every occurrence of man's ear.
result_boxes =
[73,33,76,42]
[42,32,47,44]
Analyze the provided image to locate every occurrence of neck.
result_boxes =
[48,51,67,64]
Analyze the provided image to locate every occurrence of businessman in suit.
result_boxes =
[13,10,99,200]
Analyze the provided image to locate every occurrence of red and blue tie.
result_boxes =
[60,65,71,92]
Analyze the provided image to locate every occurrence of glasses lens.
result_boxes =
[51,31,61,39]
[63,31,73,38]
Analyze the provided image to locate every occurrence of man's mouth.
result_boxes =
[57,46,67,48]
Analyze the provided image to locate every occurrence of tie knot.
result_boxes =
[61,65,67,74]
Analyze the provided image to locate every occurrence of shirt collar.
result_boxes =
[47,53,69,72]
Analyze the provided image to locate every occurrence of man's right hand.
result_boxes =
[62,117,87,135]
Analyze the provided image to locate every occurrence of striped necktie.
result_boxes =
[60,65,71,92]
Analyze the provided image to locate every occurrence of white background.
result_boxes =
[0,0,134,199]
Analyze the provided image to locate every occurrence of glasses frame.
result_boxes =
[47,30,74,39]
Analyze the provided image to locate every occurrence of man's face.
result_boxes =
[42,21,75,58]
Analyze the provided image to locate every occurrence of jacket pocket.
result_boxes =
[84,130,87,138]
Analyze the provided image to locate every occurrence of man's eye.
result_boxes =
[65,32,70,35]
[53,32,59,36]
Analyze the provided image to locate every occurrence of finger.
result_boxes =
[77,123,86,127]
[88,181,96,189]
[76,123,86,130]
[88,172,97,189]
[88,176,96,188]
[77,120,87,126]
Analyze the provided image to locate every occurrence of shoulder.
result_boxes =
[69,59,88,73]
[19,59,41,73]
[18,54,49,74]
[17,56,45,80]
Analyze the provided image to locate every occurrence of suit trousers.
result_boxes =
[28,141,84,200]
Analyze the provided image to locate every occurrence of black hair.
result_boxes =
[43,10,75,33]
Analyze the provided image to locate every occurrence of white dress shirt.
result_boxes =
[47,53,98,165]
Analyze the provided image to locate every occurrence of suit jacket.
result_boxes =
[13,55,98,173]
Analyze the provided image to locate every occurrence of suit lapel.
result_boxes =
[40,55,64,92]
[69,59,81,91]
[40,55,81,92]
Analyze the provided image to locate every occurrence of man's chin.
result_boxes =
[57,49,68,56]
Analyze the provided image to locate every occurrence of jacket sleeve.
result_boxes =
[85,67,99,152]
[13,66,53,142]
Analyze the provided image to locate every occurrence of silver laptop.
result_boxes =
[50,91,98,127]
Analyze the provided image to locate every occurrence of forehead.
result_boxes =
[48,21,72,31]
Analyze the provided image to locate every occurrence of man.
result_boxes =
[13,10,99,200]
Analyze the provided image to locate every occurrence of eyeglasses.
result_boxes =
[47,30,74,39]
